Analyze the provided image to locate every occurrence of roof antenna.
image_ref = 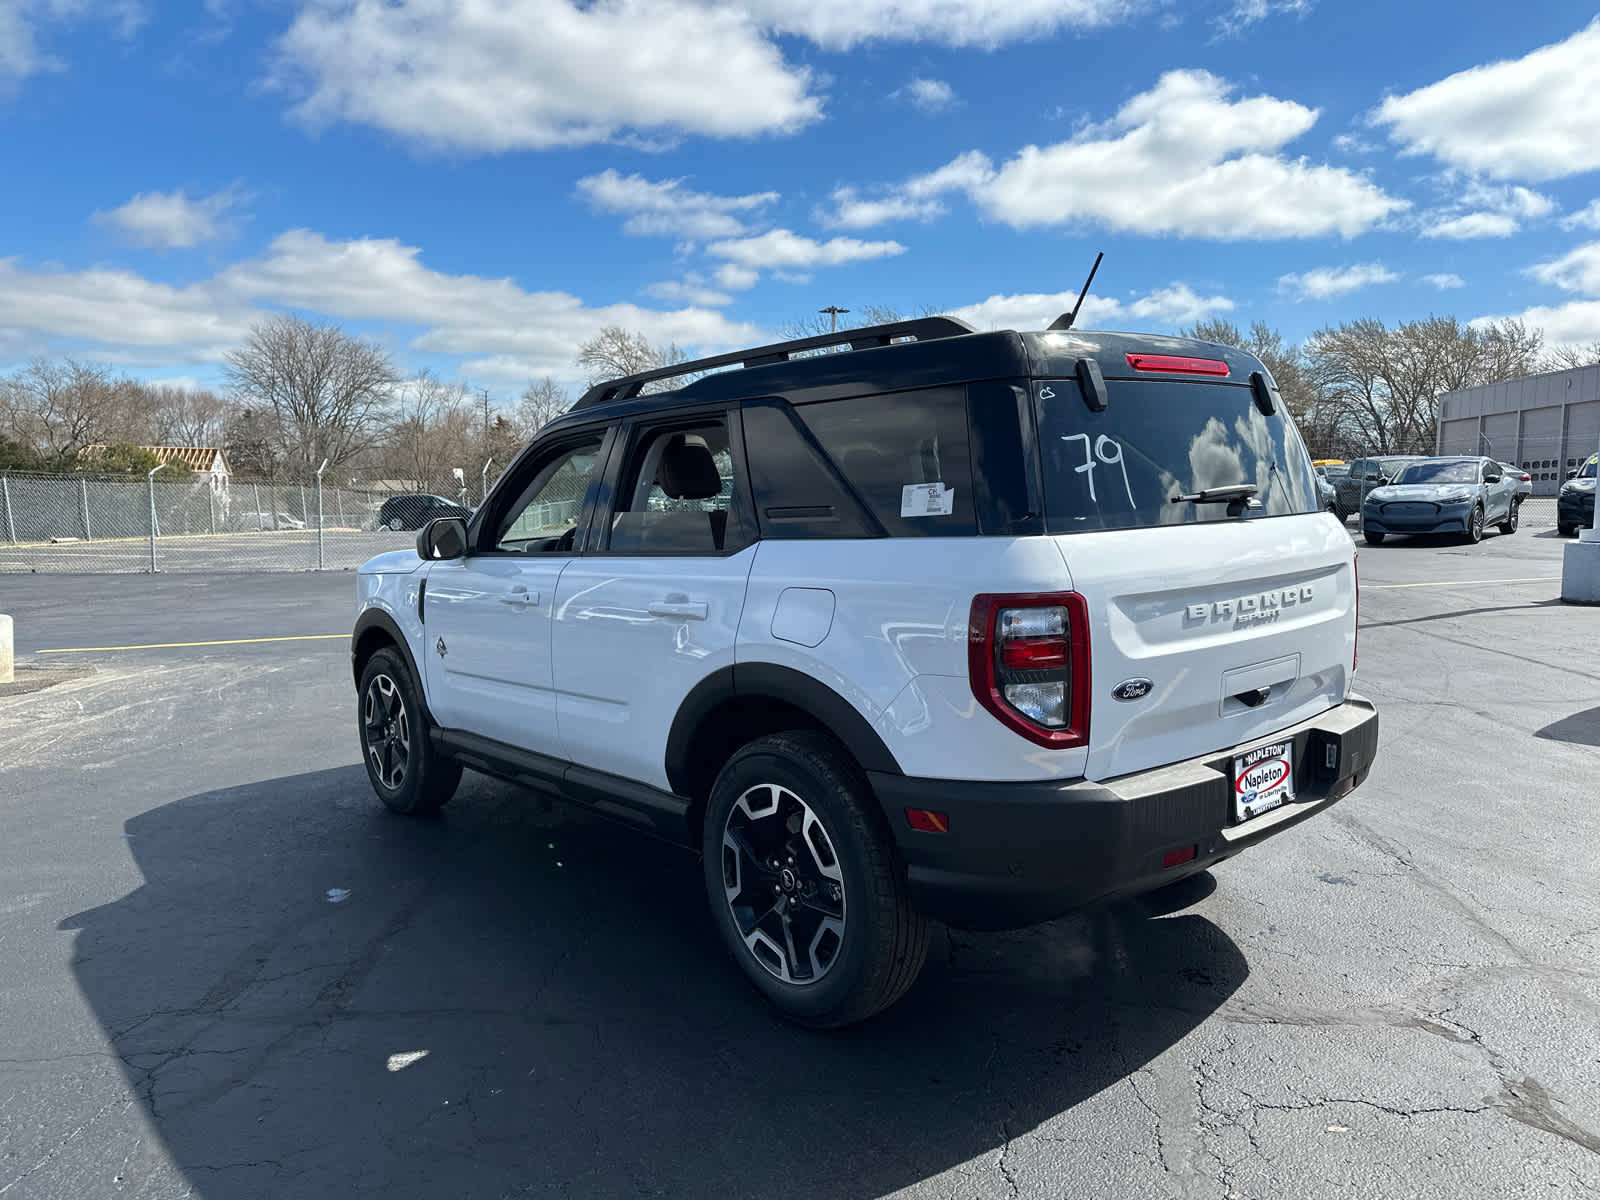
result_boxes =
[1048,251,1104,332]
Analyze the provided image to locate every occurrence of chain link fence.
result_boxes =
[0,471,506,573]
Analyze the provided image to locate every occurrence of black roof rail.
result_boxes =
[570,315,977,411]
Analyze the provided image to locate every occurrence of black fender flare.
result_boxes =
[351,608,424,693]
[664,662,903,797]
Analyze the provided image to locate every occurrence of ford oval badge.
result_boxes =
[1112,678,1154,702]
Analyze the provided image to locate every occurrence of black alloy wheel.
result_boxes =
[357,647,462,815]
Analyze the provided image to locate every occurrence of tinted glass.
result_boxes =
[495,437,605,552]
[1035,378,1319,534]
[1393,461,1477,484]
[1580,457,1598,479]
[796,386,975,537]
[740,400,874,539]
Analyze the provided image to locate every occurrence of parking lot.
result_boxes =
[1,526,1597,1199]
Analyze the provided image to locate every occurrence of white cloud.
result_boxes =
[1419,181,1553,240]
[92,186,243,249]
[1527,242,1600,297]
[271,0,1149,151]
[1561,200,1600,232]
[707,229,906,271]
[949,283,1234,332]
[0,0,144,85]
[644,277,733,307]
[575,170,777,239]
[273,0,823,151]
[0,229,765,375]
[1423,212,1518,240]
[1331,132,1379,154]
[713,263,760,291]
[1373,19,1600,181]
[1213,0,1312,39]
[1277,262,1400,300]
[0,258,251,361]
[822,188,944,230]
[894,77,956,113]
[1423,273,1465,290]
[829,72,1405,239]
[1475,302,1600,351]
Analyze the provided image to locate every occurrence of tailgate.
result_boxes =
[1057,516,1355,781]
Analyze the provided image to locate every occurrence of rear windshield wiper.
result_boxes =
[1170,484,1259,506]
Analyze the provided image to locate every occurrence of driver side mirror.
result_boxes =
[417,516,468,560]
[1485,470,1502,483]
[1569,468,1579,480]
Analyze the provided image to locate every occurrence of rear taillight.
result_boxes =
[968,592,1091,748]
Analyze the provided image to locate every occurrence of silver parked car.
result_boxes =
[1361,456,1521,546]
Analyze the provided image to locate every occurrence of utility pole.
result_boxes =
[820,305,849,333]
[481,388,491,445]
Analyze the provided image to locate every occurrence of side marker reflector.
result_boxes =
[905,808,950,834]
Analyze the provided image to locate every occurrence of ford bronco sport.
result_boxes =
[351,316,1379,1028]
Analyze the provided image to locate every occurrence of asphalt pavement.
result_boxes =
[0,525,1597,1199]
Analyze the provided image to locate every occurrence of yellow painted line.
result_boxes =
[1362,576,1557,590]
[39,634,346,653]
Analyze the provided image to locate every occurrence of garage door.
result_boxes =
[1439,417,1477,456]
[1519,406,1564,494]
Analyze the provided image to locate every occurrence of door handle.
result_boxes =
[648,599,708,620]
[501,587,540,607]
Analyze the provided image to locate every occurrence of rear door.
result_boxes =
[551,409,757,792]
[1032,373,1355,782]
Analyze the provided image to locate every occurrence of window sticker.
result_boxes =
[900,482,956,517]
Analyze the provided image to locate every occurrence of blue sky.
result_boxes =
[3,0,1599,402]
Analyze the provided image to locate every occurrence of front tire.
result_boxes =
[1463,504,1484,544]
[358,647,462,815]
[388,517,406,532]
[1498,500,1520,536]
[702,731,930,1029]
[1363,530,1386,545]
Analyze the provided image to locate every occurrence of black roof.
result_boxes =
[546,317,1274,436]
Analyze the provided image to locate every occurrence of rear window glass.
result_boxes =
[795,386,976,536]
[1034,377,1319,534]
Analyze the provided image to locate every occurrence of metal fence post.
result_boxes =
[481,458,494,506]
[336,486,345,530]
[316,459,328,570]
[300,485,308,524]
[147,463,167,571]
[80,478,93,540]
[207,486,216,534]
[253,483,261,530]
[1,476,13,543]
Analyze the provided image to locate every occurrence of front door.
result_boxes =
[552,413,756,792]
[423,432,611,759]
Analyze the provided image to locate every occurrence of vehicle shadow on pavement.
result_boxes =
[1535,706,1600,746]
[62,766,1246,1199]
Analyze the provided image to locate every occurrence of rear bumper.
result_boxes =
[870,697,1379,930]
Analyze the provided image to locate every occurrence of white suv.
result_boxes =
[351,317,1379,1028]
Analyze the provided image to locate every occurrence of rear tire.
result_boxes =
[702,731,930,1029]
[1559,523,1578,537]
[1498,500,1520,536]
[358,647,462,815]
[388,517,405,532]
[1363,531,1386,546]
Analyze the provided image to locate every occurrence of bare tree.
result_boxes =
[1,359,122,457]
[1305,316,1543,456]
[386,369,474,493]
[223,406,285,480]
[577,326,690,392]
[223,315,397,479]
[1544,341,1600,372]
[517,377,570,437]
[147,385,229,446]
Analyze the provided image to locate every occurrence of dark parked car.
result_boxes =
[1314,469,1342,518]
[1361,456,1520,545]
[1336,456,1422,516]
[377,494,472,532]
[1559,454,1597,536]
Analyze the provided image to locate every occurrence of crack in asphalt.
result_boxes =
[0,1095,135,1197]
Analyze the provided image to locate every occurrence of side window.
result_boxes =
[795,386,976,537]
[608,419,748,554]
[492,436,606,553]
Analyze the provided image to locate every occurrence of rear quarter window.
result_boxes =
[795,386,976,537]
[1034,376,1320,534]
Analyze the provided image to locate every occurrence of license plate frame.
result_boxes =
[1233,739,1295,823]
